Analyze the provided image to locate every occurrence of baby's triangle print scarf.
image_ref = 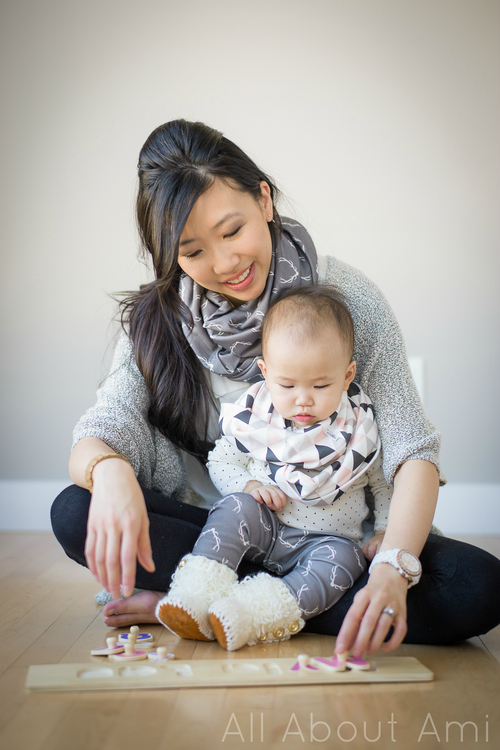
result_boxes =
[219,381,381,505]
[178,219,318,383]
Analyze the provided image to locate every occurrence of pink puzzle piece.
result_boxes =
[90,644,124,656]
[345,656,371,670]
[312,656,347,671]
[109,649,148,662]
[290,655,371,673]
[90,637,125,656]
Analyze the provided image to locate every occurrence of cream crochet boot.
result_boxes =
[208,572,305,651]
[156,554,238,641]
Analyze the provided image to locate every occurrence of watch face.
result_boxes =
[398,550,421,576]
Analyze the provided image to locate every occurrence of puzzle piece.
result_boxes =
[109,639,148,662]
[118,632,153,643]
[291,653,371,673]
[108,626,149,661]
[345,655,371,670]
[109,650,148,662]
[293,654,316,670]
[311,655,348,672]
[90,637,124,656]
[148,647,175,663]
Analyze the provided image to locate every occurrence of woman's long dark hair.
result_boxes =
[120,120,281,462]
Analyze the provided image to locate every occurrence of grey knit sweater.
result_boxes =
[73,255,444,504]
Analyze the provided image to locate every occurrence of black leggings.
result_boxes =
[51,483,500,645]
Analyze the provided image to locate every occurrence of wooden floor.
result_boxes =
[0,533,498,750]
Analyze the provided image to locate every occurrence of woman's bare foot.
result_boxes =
[102,589,165,628]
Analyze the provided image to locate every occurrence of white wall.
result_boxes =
[1,0,499,531]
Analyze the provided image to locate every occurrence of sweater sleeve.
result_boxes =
[206,436,255,495]
[72,329,187,500]
[325,256,444,486]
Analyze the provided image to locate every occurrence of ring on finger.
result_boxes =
[381,607,395,619]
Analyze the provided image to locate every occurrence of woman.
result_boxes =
[51,119,500,658]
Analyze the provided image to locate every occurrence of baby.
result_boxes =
[156,287,392,650]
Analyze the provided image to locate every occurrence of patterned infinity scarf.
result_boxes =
[219,381,381,505]
[178,219,318,383]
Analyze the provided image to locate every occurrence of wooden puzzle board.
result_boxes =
[26,656,433,693]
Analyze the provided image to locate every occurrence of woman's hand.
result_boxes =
[244,480,288,511]
[335,460,438,657]
[84,458,155,600]
[334,564,408,658]
[361,530,386,561]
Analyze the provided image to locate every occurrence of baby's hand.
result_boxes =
[252,485,288,511]
[361,530,386,561]
[245,482,287,511]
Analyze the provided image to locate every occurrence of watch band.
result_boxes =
[369,548,422,587]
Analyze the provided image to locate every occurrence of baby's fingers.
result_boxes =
[261,489,285,511]
[261,486,286,509]
[270,488,287,509]
[260,489,277,508]
[249,489,264,504]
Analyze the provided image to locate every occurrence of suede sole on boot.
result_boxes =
[209,612,230,649]
[157,602,212,641]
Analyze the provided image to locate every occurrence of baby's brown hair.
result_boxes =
[261,285,354,361]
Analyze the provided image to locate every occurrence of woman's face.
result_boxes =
[177,179,274,305]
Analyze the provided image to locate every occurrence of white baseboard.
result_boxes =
[0,480,499,534]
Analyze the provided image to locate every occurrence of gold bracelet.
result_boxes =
[85,453,130,493]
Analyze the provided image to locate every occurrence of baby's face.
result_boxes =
[258,328,356,429]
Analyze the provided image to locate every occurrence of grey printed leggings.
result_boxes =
[191,492,367,618]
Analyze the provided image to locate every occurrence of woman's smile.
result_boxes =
[223,262,255,290]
